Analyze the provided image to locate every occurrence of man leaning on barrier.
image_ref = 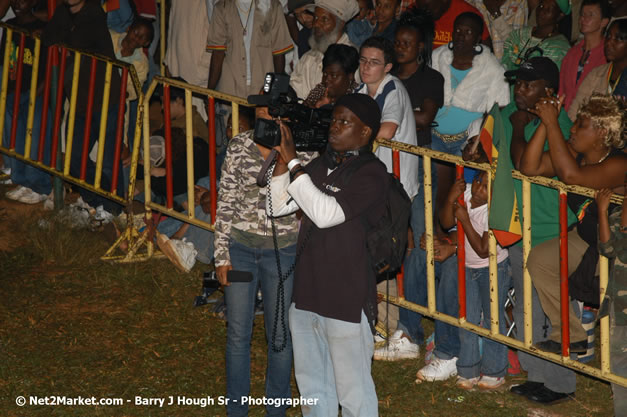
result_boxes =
[469,56,580,405]
[268,93,386,416]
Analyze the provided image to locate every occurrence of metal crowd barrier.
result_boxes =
[126,76,253,257]
[0,23,143,206]
[1,19,624,387]
[376,138,626,388]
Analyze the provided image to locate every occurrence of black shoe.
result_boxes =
[528,386,574,405]
[510,381,544,397]
[535,339,588,354]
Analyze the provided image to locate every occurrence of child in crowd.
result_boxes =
[345,0,374,47]
[110,17,154,100]
[596,183,627,417]
[372,0,399,41]
[440,171,511,390]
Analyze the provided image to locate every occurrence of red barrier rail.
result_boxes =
[38,46,54,163]
[559,189,570,357]
[208,96,217,222]
[163,84,174,209]
[80,57,98,179]
[9,33,26,150]
[456,164,466,320]
[50,46,67,167]
[392,149,404,298]
[110,67,128,194]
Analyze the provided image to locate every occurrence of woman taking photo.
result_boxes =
[520,93,626,355]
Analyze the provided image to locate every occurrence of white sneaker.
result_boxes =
[456,376,479,390]
[477,375,505,389]
[16,188,47,204]
[157,234,197,273]
[415,356,458,382]
[374,335,420,361]
[6,185,27,200]
[43,194,55,211]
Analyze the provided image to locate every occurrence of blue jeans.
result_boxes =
[289,305,378,417]
[434,254,461,360]
[430,131,467,157]
[457,259,512,379]
[70,106,124,214]
[2,93,52,195]
[398,146,431,344]
[156,206,215,264]
[224,240,296,417]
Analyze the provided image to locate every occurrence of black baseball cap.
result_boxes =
[504,57,560,91]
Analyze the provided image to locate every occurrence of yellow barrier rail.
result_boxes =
[0,23,144,206]
[375,138,626,388]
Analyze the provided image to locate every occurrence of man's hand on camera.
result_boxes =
[277,121,298,163]
[216,264,233,286]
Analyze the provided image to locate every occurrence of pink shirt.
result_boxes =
[559,39,607,112]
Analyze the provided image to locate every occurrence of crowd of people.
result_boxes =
[1,0,627,416]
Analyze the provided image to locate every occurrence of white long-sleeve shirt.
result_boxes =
[267,170,345,229]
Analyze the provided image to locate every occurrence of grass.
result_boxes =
[0,203,616,417]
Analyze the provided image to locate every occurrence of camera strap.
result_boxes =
[256,149,278,187]
[265,160,313,353]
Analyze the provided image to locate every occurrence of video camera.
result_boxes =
[247,73,331,152]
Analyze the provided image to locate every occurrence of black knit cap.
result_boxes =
[334,93,381,142]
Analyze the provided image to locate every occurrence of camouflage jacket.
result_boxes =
[214,129,312,266]
[598,208,627,326]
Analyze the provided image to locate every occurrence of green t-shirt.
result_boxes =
[501,102,578,247]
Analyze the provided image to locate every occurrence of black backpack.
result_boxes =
[341,153,412,282]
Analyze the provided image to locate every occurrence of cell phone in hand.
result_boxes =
[227,270,253,283]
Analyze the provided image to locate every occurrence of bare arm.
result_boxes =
[460,219,490,259]
[207,50,225,90]
[509,110,534,170]
[454,201,490,258]
[440,179,466,230]
[534,100,626,189]
[596,189,612,244]
[414,98,439,130]
[273,53,286,73]
[518,123,556,177]
[377,122,398,140]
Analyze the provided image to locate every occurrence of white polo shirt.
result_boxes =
[356,73,419,198]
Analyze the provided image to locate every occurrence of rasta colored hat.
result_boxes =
[504,57,560,91]
[306,0,360,22]
[335,93,381,141]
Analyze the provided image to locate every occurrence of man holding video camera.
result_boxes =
[268,93,386,416]
[214,102,313,417]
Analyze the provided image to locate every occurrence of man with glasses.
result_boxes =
[354,36,419,359]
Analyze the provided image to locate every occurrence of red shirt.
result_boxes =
[433,0,490,49]
[559,40,607,112]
